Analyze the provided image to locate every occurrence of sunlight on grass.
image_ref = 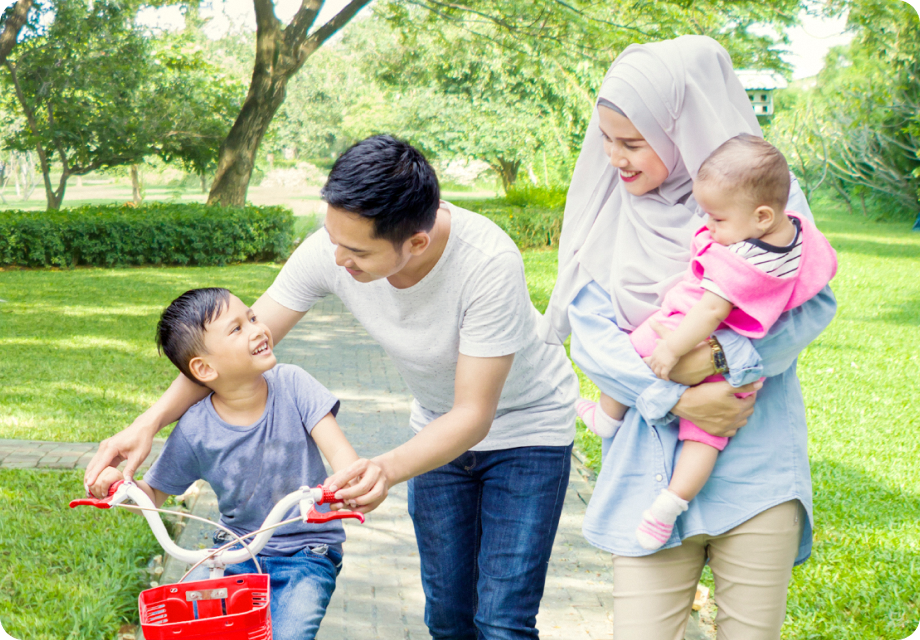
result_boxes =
[0,264,280,441]
[0,469,162,640]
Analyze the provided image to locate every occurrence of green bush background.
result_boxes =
[0,203,294,268]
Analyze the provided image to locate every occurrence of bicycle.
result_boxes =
[71,480,364,640]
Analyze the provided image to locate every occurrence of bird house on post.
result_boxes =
[735,70,788,120]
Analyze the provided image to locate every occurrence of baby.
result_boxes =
[577,134,837,550]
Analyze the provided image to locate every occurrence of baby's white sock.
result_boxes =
[636,489,689,550]
[575,399,623,438]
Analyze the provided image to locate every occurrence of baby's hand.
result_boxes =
[645,342,680,381]
[88,466,125,499]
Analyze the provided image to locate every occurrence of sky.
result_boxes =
[4,0,920,79]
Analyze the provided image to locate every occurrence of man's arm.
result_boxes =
[83,294,307,487]
[325,353,514,513]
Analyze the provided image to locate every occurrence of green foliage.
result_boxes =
[463,187,566,249]
[767,2,920,221]
[0,469,162,640]
[0,202,293,267]
[1,0,242,209]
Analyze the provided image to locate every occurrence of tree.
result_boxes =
[206,0,372,206]
[338,0,805,190]
[768,0,920,219]
[1,0,242,209]
[0,0,33,65]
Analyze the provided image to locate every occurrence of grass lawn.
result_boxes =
[0,199,917,639]
[0,469,162,640]
[0,265,280,442]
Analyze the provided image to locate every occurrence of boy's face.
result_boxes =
[693,179,764,246]
[196,295,276,383]
[324,205,417,283]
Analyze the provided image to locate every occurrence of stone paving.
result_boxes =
[3,295,713,639]
[0,438,165,471]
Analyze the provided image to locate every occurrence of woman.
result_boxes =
[541,36,837,639]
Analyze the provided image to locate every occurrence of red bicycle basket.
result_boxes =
[139,574,271,640]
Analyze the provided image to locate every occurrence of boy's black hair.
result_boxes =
[156,288,232,386]
[321,135,440,246]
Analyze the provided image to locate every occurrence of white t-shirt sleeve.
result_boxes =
[458,250,532,358]
[267,229,335,312]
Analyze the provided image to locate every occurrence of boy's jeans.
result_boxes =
[189,542,341,640]
[408,444,572,640]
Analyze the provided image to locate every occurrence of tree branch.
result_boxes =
[300,0,373,59]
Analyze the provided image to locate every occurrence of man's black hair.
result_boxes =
[156,288,232,386]
[321,135,440,246]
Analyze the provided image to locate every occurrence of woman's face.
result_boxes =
[598,106,670,197]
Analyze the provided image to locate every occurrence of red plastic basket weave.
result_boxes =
[139,574,271,640]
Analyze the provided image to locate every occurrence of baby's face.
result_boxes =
[693,179,762,246]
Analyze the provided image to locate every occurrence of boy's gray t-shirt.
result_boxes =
[144,364,343,557]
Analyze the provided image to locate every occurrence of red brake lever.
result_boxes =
[70,480,124,509]
[305,505,365,524]
[306,485,365,523]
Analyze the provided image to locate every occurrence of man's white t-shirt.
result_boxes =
[267,202,578,451]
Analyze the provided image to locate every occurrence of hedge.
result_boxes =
[0,203,294,268]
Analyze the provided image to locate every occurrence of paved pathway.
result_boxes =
[3,295,713,639]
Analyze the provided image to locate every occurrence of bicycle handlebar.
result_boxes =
[70,481,364,568]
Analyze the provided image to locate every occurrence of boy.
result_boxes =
[91,287,359,640]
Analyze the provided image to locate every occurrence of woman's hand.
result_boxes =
[649,319,715,386]
[324,458,390,515]
[672,379,763,438]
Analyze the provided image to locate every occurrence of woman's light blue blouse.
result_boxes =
[570,282,836,563]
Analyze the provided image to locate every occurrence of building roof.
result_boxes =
[735,69,789,91]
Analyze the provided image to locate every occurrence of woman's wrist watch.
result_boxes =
[707,336,729,375]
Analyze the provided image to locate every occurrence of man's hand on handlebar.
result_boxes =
[84,420,157,491]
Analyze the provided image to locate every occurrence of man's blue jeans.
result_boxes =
[408,444,572,640]
[190,543,341,640]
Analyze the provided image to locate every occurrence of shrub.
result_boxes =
[0,202,294,268]
[461,186,567,249]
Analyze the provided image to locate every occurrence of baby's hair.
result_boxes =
[156,288,232,386]
[697,134,790,213]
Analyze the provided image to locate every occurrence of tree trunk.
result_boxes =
[206,0,372,207]
[207,81,288,206]
[200,172,208,193]
[494,158,521,193]
[130,164,143,205]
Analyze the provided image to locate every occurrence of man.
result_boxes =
[85,135,578,640]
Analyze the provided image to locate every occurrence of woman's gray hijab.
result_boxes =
[540,35,763,343]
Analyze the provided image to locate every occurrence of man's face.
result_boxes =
[198,294,276,381]
[324,206,413,283]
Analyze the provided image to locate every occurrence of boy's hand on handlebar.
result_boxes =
[324,458,389,515]
[89,466,124,499]
[84,421,156,491]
